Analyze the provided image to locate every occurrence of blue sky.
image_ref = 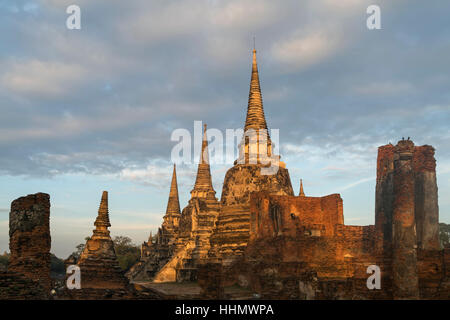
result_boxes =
[0,0,449,258]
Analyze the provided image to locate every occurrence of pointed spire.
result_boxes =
[191,124,215,198]
[165,164,181,217]
[244,49,268,132]
[149,231,153,243]
[93,191,111,238]
[299,179,305,197]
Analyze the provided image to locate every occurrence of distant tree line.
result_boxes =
[0,251,65,277]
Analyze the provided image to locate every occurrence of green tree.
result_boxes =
[71,236,91,259]
[0,251,9,269]
[439,223,450,248]
[113,236,140,272]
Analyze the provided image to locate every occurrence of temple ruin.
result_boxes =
[0,49,448,300]
[128,49,449,300]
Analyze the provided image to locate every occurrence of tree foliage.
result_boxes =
[439,223,450,248]
[50,254,65,276]
[113,236,140,272]
[0,251,9,268]
[71,236,91,259]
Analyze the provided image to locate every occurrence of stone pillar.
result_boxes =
[375,144,395,254]
[413,146,440,250]
[8,193,51,291]
[392,140,419,299]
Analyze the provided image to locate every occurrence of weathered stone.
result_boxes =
[77,191,128,289]
[391,139,419,299]
[129,125,220,282]
[127,48,449,301]
[8,193,51,291]
[198,139,449,300]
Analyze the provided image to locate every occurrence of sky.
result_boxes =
[0,0,449,258]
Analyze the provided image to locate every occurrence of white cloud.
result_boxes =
[1,60,87,98]
[272,31,340,72]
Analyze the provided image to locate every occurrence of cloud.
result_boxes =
[272,31,340,72]
[353,82,414,95]
[338,177,375,192]
[2,60,87,98]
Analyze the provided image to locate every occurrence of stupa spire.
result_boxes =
[244,49,268,132]
[93,191,111,238]
[299,179,305,197]
[165,164,181,216]
[191,124,215,198]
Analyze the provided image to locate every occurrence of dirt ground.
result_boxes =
[133,281,254,300]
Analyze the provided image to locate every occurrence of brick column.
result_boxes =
[392,140,419,299]
[9,193,51,291]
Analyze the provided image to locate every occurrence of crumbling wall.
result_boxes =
[249,192,343,240]
[198,138,450,300]
[8,193,51,291]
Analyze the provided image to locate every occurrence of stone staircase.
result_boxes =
[153,240,195,282]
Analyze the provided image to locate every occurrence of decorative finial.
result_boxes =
[299,179,305,197]
[93,190,111,237]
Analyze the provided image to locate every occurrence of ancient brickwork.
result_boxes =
[128,165,183,281]
[208,165,293,264]
[129,125,220,282]
[198,139,449,300]
[376,141,440,253]
[375,144,395,254]
[8,193,51,291]
[126,45,448,301]
[249,192,343,240]
[0,271,49,300]
[158,124,220,282]
[413,145,440,250]
[391,139,420,298]
[77,191,128,289]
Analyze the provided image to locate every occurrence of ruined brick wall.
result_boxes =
[197,140,448,300]
[249,193,344,240]
[8,193,51,291]
[0,272,49,300]
[229,233,389,299]
[223,192,388,299]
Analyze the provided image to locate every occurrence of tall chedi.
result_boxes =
[173,124,221,281]
[151,124,220,282]
[160,164,181,245]
[77,191,128,289]
[126,165,183,281]
[209,49,294,265]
